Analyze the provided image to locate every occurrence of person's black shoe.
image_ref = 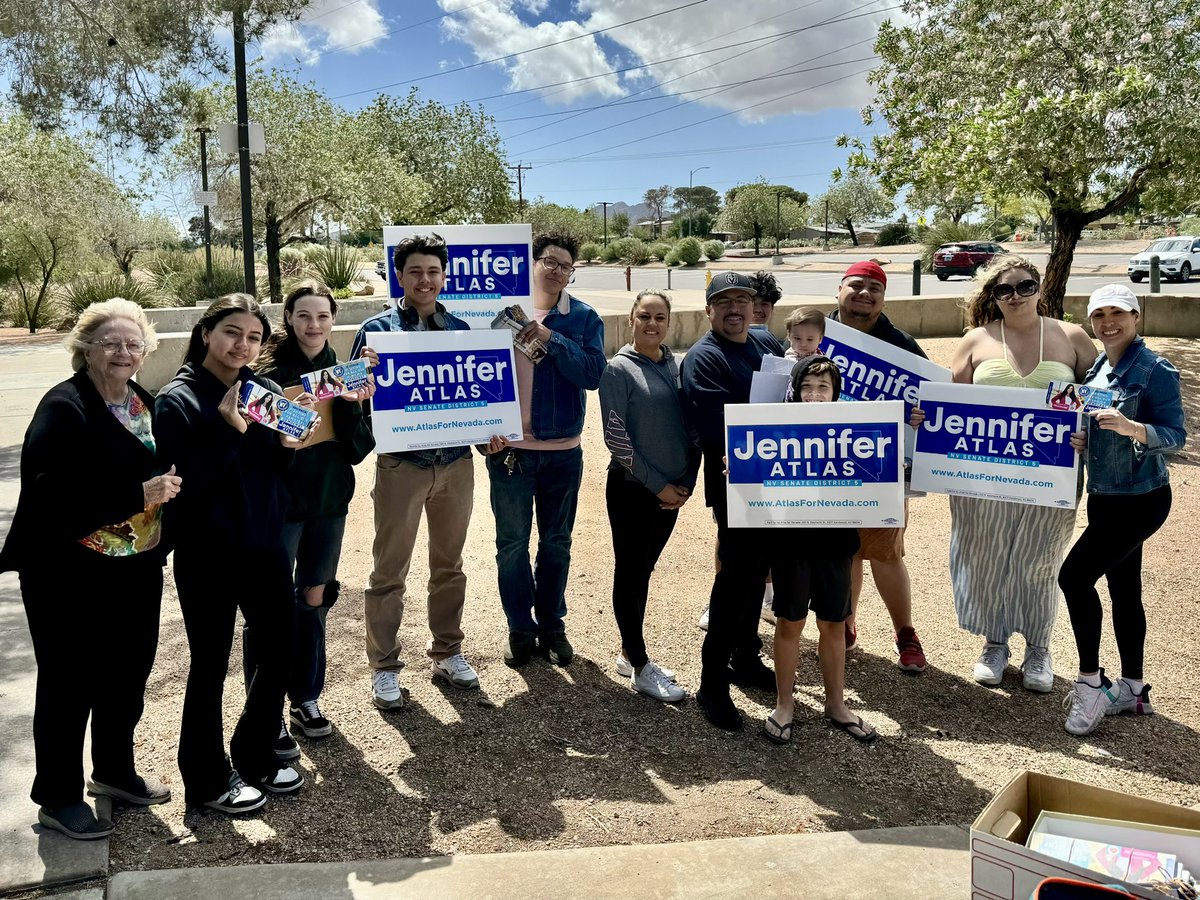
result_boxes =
[504,631,538,668]
[729,655,777,692]
[37,802,115,840]
[274,721,301,761]
[697,690,743,731]
[540,632,574,666]
[290,700,333,738]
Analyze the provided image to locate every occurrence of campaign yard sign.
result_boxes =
[725,401,906,528]
[367,329,523,453]
[819,317,952,464]
[383,224,533,328]
[910,382,1081,509]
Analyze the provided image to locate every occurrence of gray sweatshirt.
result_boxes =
[599,344,700,495]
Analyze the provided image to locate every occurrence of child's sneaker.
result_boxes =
[1063,671,1119,736]
[1106,680,1153,717]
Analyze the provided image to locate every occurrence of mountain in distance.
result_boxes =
[590,201,651,222]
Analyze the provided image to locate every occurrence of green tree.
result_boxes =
[610,211,630,239]
[820,173,894,247]
[521,200,600,244]
[96,195,179,274]
[642,185,672,238]
[717,181,807,255]
[849,0,1200,316]
[672,185,721,217]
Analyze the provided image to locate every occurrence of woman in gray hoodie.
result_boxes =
[600,289,700,703]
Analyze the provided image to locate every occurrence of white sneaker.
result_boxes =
[631,661,686,703]
[698,606,710,631]
[616,653,676,681]
[203,774,265,814]
[973,641,1010,686]
[260,766,304,795]
[371,670,405,709]
[1106,679,1154,716]
[431,653,480,690]
[1063,673,1119,736]
[1020,645,1054,693]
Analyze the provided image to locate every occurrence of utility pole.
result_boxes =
[598,201,614,246]
[232,2,256,295]
[774,189,783,258]
[508,162,532,217]
[196,127,214,287]
[823,198,830,251]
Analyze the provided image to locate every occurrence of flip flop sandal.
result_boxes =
[764,715,793,744]
[825,715,879,744]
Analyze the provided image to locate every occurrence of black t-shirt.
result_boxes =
[828,308,928,359]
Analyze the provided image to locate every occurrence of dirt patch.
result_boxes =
[107,337,1200,872]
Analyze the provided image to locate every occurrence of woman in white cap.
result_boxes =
[1059,284,1185,737]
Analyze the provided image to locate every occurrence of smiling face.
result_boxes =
[399,252,446,314]
[993,269,1041,320]
[799,372,836,403]
[631,294,669,355]
[836,276,886,330]
[203,311,264,381]
[532,243,575,304]
[287,295,335,357]
[751,297,775,326]
[706,288,755,342]
[84,318,146,386]
[1090,305,1139,356]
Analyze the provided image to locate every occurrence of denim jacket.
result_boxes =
[530,291,606,440]
[1084,337,1186,495]
[350,302,472,469]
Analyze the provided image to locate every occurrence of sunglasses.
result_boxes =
[993,279,1039,301]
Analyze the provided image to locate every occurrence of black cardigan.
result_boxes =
[154,362,294,553]
[0,371,165,573]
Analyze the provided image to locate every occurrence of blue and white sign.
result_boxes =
[819,317,952,464]
[910,382,1081,508]
[383,224,533,328]
[725,401,906,528]
[366,329,523,453]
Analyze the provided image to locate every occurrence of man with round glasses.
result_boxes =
[481,232,606,669]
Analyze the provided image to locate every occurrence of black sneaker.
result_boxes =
[37,802,114,840]
[504,631,538,668]
[87,774,171,806]
[728,654,777,692]
[290,700,333,738]
[540,632,574,666]
[697,690,743,731]
[260,766,304,795]
[274,721,301,761]
[202,773,266,814]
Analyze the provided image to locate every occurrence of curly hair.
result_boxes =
[533,232,579,262]
[750,270,782,304]
[963,254,1046,329]
[393,233,448,273]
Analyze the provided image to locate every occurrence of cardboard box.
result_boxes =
[970,771,1200,899]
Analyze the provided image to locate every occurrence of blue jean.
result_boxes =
[282,515,346,705]
[487,446,584,636]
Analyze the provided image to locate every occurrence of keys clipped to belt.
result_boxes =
[503,449,517,476]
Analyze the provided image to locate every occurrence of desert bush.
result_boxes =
[876,223,912,246]
[309,244,360,290]
[278,246,308,278]
[58,273,164,328]
[663,248,681,266]
[144,248,246,306]
[675,237,703,266]
[650,242,673,261]
[600,242,621,263]
[578,242,601,263]
[608,237,651,265]
[703,240,725,261]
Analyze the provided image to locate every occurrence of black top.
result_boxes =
[0,371,166,573]
[154,362,294,552]
[828,309,928,359]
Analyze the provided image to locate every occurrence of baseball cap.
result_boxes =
[842,260,887,288]
[1087,283,1140,317]
[706,271,756,303]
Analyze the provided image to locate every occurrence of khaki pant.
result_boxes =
[364,454,474,668]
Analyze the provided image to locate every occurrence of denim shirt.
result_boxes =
[350,303,472,469]
[1084,337,1185,495]
[529,292,606,440]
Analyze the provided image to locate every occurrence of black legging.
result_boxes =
[1058,486,1172,679]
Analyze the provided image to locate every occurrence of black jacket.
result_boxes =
[154,362,294,552]
[0,371,166,573]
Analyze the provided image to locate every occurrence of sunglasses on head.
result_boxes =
[993,279,1039,300]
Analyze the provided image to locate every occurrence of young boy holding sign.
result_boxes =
[764,355,878,745]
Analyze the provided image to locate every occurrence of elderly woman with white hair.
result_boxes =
[0,298,181,840]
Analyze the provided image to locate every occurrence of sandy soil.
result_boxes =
[103,336,1200,872]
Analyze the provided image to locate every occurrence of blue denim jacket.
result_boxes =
[529,292,606,440]
[351,303,472,469]
[1084,337,1186,495]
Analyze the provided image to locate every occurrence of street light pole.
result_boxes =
[232,1,256,295]
[687,165,710,239]
[196,127,213,288]
[598,201,613,246]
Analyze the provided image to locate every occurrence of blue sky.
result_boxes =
[252,0,894,213]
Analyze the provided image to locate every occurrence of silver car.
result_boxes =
[1127,236,1200,282]
[375,259,387,280]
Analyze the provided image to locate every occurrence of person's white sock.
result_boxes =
[1121,677,1144,694]
[1077,671,1102,688]
[763,582,774,604]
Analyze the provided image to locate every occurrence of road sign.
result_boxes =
[194,190,218,208]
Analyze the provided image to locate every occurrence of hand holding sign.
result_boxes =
[1090,406,1139,438]
[220,381,249,433]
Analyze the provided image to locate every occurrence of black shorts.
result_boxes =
[770,554,853,623]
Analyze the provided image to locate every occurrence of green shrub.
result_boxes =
[58,273,164,328]
[578,242,601,263]
[920,221,998,273]
[703,240,725,261]
[876,223,912,246]
[608,237,651,265]
[663,248,681,266]
[309,244,360,290]
[600,242,622,263]
[278,246,308,278]
[1179,216,1200,235]
[650,242,673,261]
[144,248,247,306]
[331,286,355,300]
[297,243,329,263]
[675,237,703,266]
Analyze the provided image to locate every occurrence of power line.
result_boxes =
[330,0,710,99]
[302,0,495,58]
[525,133,871,165]
[299,0,365,24]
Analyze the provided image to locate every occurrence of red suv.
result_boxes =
[932,241,1007,280]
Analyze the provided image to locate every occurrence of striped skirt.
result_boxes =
[949,495,1077,647]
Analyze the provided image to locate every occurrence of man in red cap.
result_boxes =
[829,261,928,673]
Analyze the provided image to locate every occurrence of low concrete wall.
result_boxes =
[145,297,390,335]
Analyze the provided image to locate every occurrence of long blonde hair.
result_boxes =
[962,254,1047,330]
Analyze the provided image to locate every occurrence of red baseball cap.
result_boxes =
[842,261,887,288]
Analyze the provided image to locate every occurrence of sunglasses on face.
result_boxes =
[993,279,1039,301]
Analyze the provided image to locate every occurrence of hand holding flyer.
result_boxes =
[1045,380,1116,413]
[491,304,547,363]
[239,380,320,442]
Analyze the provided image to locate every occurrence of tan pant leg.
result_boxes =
[424,455,475,660]
[364,457,431,670]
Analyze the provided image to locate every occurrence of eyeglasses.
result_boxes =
[993,279,1040,301]
[536,257,576,276]
[91,339,147,355]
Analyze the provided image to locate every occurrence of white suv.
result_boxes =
[1127,236,1200,283]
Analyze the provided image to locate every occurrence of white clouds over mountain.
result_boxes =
[260,0,387,65]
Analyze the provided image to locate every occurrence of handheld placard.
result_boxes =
[300,359,371,400]
[239,381,319,441]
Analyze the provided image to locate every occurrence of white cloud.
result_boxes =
[260,0,387,63]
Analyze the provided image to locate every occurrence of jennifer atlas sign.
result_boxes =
[366,329,522,454]
[911,383,1081,508]
[725,401,905,528]
[383,224,533,327]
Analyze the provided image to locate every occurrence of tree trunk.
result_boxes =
[1042,210,1085,320]
[753,223,762,256]
[844,218,859,246]
[265,199,282,305]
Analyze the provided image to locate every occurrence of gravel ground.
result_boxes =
[106,336,1200,872]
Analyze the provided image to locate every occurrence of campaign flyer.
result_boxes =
[1044,380,1116,413]
[491,304,547,363]
[239,381,319,441]
[300,358,370,400]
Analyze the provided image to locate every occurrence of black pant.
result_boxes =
[1059,486,1172,679]
[700,494,770,694]
[606,470,679,669]
[21,550,162,809]
[175,545,294,803]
